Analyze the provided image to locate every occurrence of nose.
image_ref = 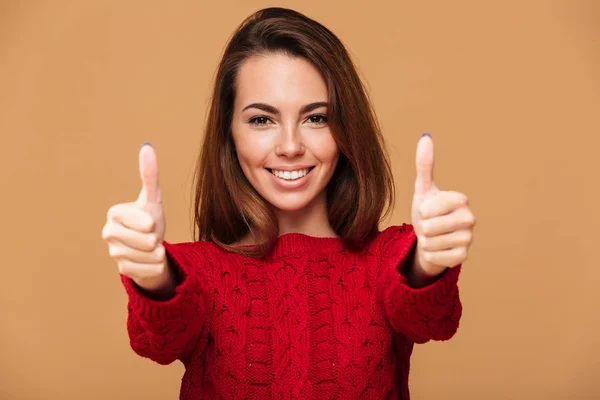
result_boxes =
[275,124,305,157]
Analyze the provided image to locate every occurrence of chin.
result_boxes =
[268,196,314,213]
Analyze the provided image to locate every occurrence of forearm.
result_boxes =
[378,225,463,343]
[134,258,180,301]
[402,245,447,288]
[383,264,462,343]
[122,241,212,364]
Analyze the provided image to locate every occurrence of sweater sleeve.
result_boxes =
[120,240,215,365]
[377,224,462,344]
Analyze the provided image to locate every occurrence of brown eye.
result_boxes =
[306,115,328,126]
[249,116,272,126]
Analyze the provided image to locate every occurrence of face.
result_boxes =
[231,53,339,213]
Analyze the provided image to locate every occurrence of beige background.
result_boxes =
[1,1,598,399]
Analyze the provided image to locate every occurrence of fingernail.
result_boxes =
[141,142,152,148]
[421,133,432,138]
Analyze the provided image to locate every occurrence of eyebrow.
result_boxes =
[242,101,328,115]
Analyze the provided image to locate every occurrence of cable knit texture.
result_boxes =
[121,224,462,399]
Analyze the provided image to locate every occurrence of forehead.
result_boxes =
[234,53,328,106]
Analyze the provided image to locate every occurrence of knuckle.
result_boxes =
[462,211,475,226]
[108,245,120,258]
[155,245,166,261]
[107,205,119,219]
[465,231,473,245]
[467,212,475,223]
[459,231,472,246]
[421,222,431,236]
[419,204,429,218]
[145,213,157,232]
[117,260,129,275]
[119,260,143,280]
[148,234,159,249]
[418,236,430,250]
[101,225,113,241]
[423,251,434,263]
[455,191,468,203]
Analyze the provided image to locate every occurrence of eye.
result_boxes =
[248,116,272,127]
[305,114,328,126]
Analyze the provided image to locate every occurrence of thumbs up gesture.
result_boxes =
[410,134,476,281]
[102,143,175,296]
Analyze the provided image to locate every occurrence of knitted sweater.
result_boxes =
[121,224,462,399]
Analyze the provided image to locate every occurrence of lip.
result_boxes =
[266,165,315,171]
[267,166,314,189]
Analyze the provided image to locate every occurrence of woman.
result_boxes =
[102,7,475,399]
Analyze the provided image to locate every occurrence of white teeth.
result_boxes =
[271,168,310,180]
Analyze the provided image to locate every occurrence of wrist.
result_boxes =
[405,250,447,288]
[135,260,178,300]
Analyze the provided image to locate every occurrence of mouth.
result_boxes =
[266,166,315,181]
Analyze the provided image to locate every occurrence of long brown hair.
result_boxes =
[193,7,395,258]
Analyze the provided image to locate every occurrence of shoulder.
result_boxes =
[164,239,220,255]
[163,240,245,284]
[163,239,239,267]
[368,223,416,255]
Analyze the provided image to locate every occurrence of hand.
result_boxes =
[410,134,476,280]
[102,143,173,295]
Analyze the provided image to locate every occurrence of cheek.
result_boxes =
[235,147,263,180]
[232,127,269,169]
[313,133,339,164]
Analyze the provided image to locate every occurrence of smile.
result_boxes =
[267,167,315,181]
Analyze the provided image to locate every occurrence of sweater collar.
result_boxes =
[269,232,344,258]
[235,232,345,259]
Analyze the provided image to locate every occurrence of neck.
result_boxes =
[273,191,337,238]
[232,191,338,247]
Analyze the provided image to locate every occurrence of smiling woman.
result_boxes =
[101,6,473,400]
[193,7,395,256]
[231,54,340,241]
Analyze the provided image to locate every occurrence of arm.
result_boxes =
[377,224,462,344]
[120,241,214,365]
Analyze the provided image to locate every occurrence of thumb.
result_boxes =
[414,133,435,196]
[137,143,161,206]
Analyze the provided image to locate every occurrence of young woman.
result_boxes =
[102,7,475,399]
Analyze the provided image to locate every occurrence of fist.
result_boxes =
[411,134,476,278]
[101,143,171,293]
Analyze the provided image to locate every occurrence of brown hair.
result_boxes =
[192,7,395,258]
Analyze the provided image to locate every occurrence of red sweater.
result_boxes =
[121,224,462,399]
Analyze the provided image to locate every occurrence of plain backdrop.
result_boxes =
[1,1,598,399]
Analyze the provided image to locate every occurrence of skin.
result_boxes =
[102,145,174,299]
[101,56,476,297]
[230,53,340,243]
[409,134,476,287]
